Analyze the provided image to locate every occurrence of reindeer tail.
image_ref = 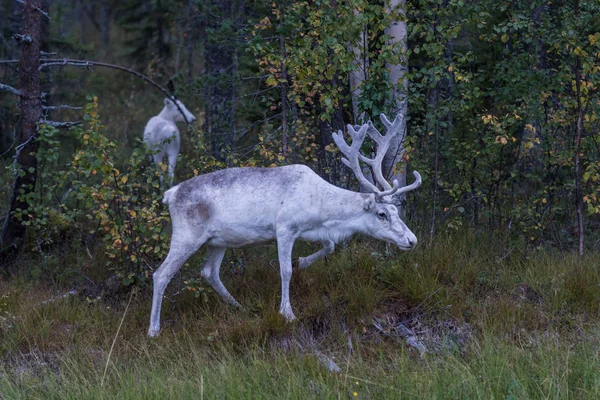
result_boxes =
[162,185,180,205]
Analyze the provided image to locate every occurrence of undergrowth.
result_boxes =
[1,232,600,398]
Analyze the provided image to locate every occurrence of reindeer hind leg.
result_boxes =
[166,147,178,185]
[151,151,166,184]
[201,246,242,308]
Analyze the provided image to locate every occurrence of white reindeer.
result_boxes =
[148,113,421,337]
[143,97,196,183]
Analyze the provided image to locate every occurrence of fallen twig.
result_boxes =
[373,319,428,355]
[314,349,341,373]
[40,289,78,305]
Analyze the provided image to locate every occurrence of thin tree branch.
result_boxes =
[1,58,191,123]
[42,104,83,111]
[0,83,22,96]
[37,58,190,124]
[13,0,50,20]
[40,120,82,128]
[12,34,33,43]
[13,134,36,159]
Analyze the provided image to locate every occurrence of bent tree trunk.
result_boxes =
[1,0,42,262]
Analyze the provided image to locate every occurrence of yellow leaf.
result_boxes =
[482,115,494,124]
[265,75,278,87]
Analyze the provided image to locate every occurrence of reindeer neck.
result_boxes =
[318,185,373,230]
[157,107,176,122]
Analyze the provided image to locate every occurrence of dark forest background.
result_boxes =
[1,0,599,276]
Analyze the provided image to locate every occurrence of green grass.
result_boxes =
[1,231,600,399]
[2,333,599,399]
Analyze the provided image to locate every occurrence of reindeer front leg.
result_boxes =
[276,231,298,321]
[298,240,335,269]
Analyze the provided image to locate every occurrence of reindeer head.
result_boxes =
[163,97,197,124]
[332,114,421,250]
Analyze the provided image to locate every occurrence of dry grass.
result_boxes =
[1,231,600,398]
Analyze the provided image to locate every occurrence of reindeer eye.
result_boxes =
[377,212,387,220]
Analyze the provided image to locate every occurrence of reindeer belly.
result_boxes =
[206,219,277,248]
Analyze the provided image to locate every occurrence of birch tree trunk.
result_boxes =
[349,9,367,123]
[1,0,42,261]
[382,0,409,205]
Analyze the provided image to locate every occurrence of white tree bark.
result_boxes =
[383,0,408,205]
[349,9,367,124]
[346,0,408,202]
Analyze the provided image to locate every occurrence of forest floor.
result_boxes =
[1,232,600,399]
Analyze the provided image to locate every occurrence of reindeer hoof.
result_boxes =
[297,257,309,269]
[280,306,296,322]
[148,329,160,337]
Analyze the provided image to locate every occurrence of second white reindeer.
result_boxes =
[143,97,196,184]
[148,113,421,337]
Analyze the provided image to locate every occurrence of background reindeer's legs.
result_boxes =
[151,151,165,169]
[151,151,166,184]
[148,238,203,337]
[201,246,242,308]
[166,142,179,183]
[298,240,335,269]
[277,232,298,321]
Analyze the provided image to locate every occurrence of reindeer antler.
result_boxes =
[332,124,380,193]
[167,79,176,98]
[359,113,404,190]
[333,113,420,203]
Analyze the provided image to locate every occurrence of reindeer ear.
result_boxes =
[363,197,375,211]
